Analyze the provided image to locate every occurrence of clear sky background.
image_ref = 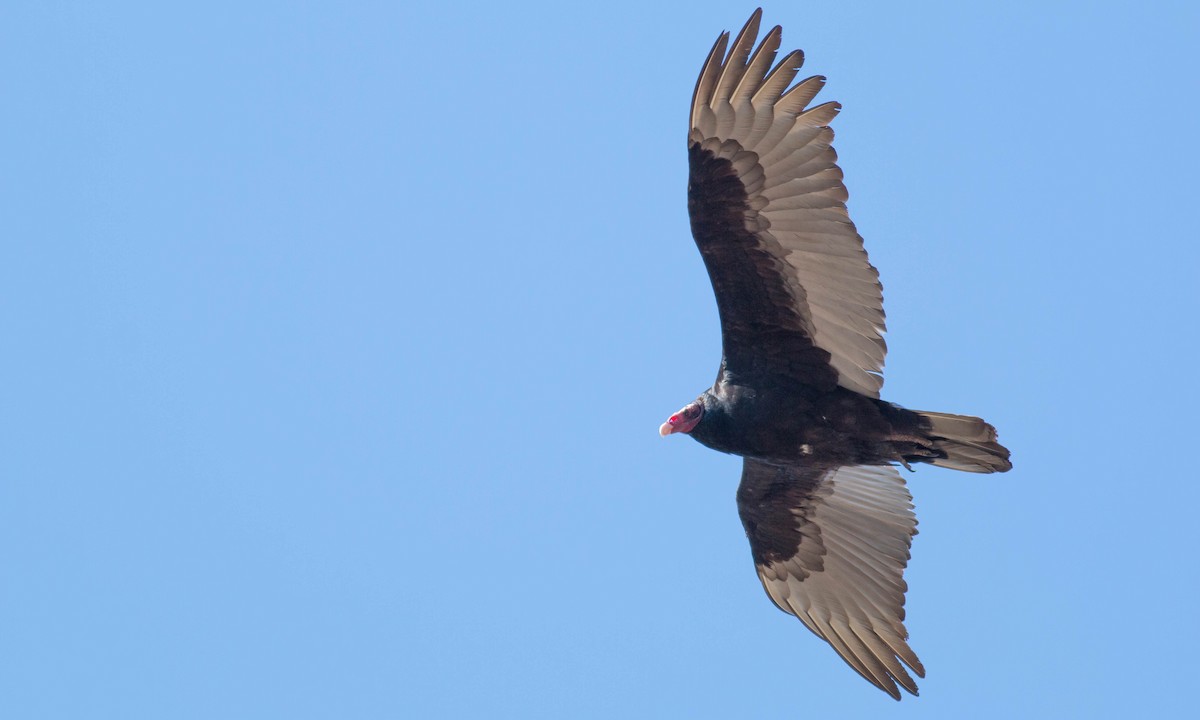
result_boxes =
[3,1,1198,717]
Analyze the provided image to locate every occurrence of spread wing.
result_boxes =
[688,10,886,397]
[736,458,923,699]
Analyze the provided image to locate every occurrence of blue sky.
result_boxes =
[3,1,1198,717]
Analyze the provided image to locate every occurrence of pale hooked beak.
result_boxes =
[659,402,704,437]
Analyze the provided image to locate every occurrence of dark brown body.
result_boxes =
[689,379,937,468]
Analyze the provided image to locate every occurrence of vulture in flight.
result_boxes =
[660,9,1011,700]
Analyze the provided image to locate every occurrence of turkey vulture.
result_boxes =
[660,9,1011,700]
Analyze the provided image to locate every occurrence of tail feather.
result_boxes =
[915,410,1012,473]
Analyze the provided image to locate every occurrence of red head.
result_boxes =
[659,400,704,437]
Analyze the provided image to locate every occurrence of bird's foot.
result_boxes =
[889,433,935,450]
[889,432,940,467]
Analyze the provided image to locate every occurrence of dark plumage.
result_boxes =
[660,10,1012,700]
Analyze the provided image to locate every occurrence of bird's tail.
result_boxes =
[914,410,1012,473]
